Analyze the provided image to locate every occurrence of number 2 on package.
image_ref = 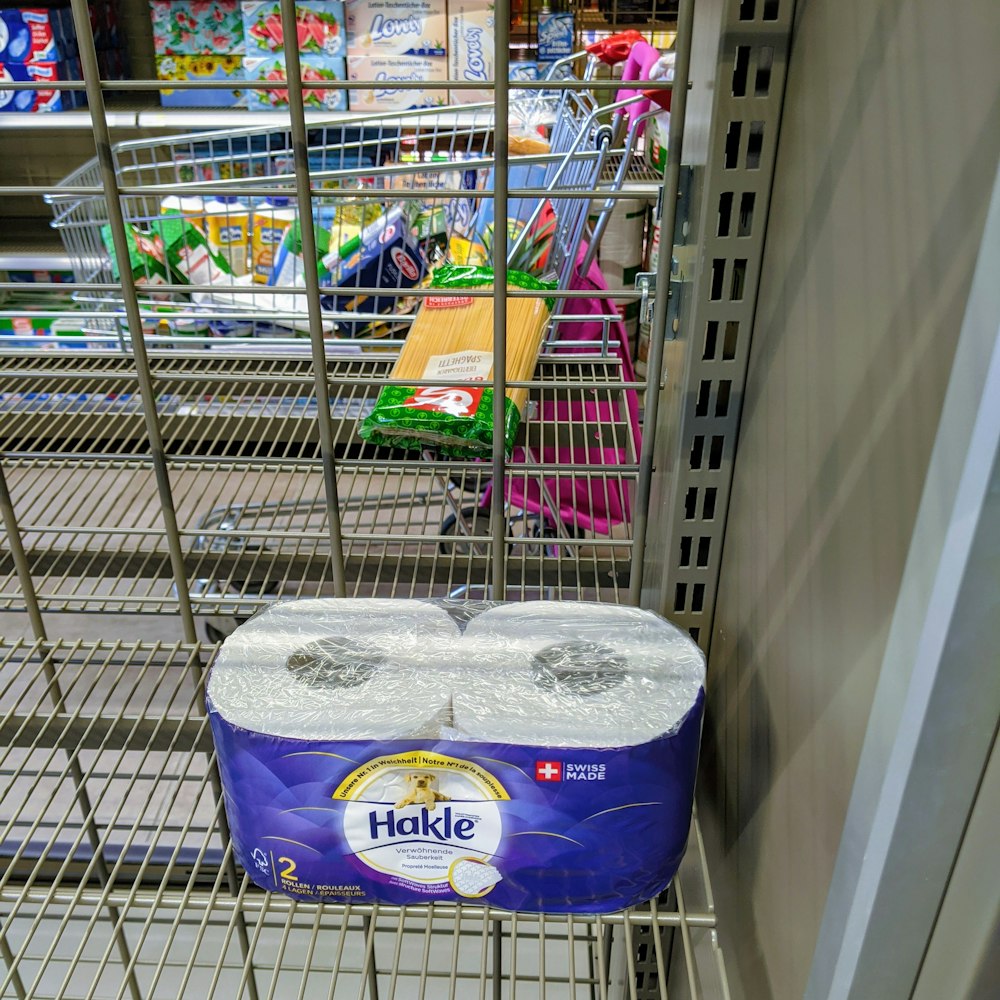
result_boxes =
[278,857,298,881]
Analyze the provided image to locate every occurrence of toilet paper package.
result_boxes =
[208,598,705,913]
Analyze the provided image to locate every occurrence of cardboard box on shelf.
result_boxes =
[447,0,494,103]
[0,58,85,112]
[149,1,245,56]
[346,53,446,112]
[345,0,445,58]
[155,54,246,108]
[88,0,124,51]
[244,53,347,111]
[242,1,345,57]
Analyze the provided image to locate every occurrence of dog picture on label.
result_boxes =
[395,771,451,811]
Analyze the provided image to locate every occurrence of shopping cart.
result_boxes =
[41,33,666,631]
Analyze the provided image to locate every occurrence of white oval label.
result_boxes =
[335,752,507,889]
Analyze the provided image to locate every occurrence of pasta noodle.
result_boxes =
[359,266,554,456]
[392,287,550,415]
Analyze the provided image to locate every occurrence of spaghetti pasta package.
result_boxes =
[358,265,554,456]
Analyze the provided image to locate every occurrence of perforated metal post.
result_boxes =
[629,0,696,606]
[640,0,796,649]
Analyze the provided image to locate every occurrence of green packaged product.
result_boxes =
[270,218,333,287]
[154,215,234,286]
[101,223,170,286]
[358,265,556,457]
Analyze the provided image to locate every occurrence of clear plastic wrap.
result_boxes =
[207,598,706,912]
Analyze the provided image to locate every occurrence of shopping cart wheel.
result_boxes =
[439,505,494,556]
[530,515,586,557]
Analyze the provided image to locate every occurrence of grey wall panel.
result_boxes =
[700,1,1000,997]
[912,734,1000,1000]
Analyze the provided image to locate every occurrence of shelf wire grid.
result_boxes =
[0,639,727,1000]
[0,352,638,615]
[0,0,735,996]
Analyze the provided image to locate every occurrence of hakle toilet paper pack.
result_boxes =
[208,598,705,913]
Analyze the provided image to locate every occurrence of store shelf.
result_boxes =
[0,352,637,459]
[0,247,74,273]
[0,352,638,614]
[0,109,138,131]
[0,101,507,134]
[0,638,727,1000]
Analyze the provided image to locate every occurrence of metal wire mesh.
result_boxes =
[0,639,727,1000]
[0,1,734,996]
[0,352,638,618]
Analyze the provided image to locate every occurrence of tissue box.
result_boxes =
[244,53,346,111]
[207,599,706,913]
[242,1,345,57]
[537,8,574,63]
[0,7,77,63]
[346,53,446,112]
[0,59,84,112]
[447,0,494,103]
[155,55,245,107]
[149,1,245,56]
[345,0,446,57]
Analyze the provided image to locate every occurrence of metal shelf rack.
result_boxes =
[0,638,729,1000]
[1,351,638,616]
[0,0,764,995]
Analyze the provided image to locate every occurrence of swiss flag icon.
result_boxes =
[535,761,562,782]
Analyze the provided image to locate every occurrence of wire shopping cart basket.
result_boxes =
[32,35,670,629]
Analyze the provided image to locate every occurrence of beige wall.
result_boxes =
[701,1,1000,996]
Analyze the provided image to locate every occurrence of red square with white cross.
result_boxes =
[535,761,562,782]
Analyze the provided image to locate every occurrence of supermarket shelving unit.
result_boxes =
[0,637,731,999]
[0,0,809,996]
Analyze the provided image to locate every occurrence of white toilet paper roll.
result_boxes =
[208,598,458,741]
[456,602,705,747]
[465,601,684,644]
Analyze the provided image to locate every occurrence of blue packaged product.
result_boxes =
[509,56,538,81]
[0,58,84,112]
[207,599,706,912]
[243,1,346,58]
[244,53,347,112]
[537,7,573,63]
[319,207,427,336]
[0,6,77,64]
[155,54,246,108]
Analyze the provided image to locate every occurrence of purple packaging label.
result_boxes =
[209,692,703,912]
